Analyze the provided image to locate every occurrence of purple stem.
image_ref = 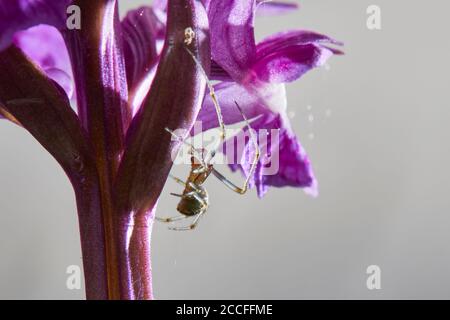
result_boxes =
[114,0,210,299]
[64,0,131,299]
[1,0,210,300]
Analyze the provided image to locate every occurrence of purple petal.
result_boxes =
[210,60,233,81]
[208,0,257,81]
[256,1,299,16]
[196,81,274,132]
[0,0,72,51]
[13,25,74,98]
[254,44,334,83]
[122,7,162,93]
[44,67,74,99]
[228,114,317,198]
[253,30,343,83]
[257,30,343,60]
[152,0,168,11]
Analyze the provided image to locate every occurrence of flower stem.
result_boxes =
[67,0,209,300]
[73,175,109,300]
[64,0,130,299]
[128,209,155,299]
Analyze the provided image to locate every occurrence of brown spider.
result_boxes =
[157,101,259,231]
[156,41,260,231]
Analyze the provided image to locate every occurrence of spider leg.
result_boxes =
[211,102,260,194]
[206,149,217,163]
[155,215,189,223]
[169,174,187,187]
[171,190,200,201]
[185,47,226,162]
[170,193,183,198]
[211,168,247,194]
[170,175,205,196]
[156,191,202,224]
[192,166,209,174]
[188,189,208,208]
[160,189,208,230]
[168,211,205,231]
[185,47,260,184]
[169,175,204,193]
[165,127,206,167]
[183,182,205,195]
[174,189,208,207]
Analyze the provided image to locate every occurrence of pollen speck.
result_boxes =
[184,27,195,45]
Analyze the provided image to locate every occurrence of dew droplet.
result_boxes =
[288,111,296,119]
[325,109,332,117]
[308,133,315,140]
[308,114,314,123]
[306,105,313,111]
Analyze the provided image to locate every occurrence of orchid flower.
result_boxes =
[198,0,343,197]
[125,0,342,197]
[0,0,342,300]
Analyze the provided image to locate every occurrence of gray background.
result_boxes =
[1,0,449,299]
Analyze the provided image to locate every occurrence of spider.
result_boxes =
[156,36,260,231]
[157,102,259,231]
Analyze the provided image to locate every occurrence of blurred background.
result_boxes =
[1,0,450,299]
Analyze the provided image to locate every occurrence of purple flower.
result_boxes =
[122,0,342,197]
[0,0,342,299]
[196,0,343,197]
[122,0,342,198]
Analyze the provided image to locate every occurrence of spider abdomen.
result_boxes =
[177,186,209,216]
